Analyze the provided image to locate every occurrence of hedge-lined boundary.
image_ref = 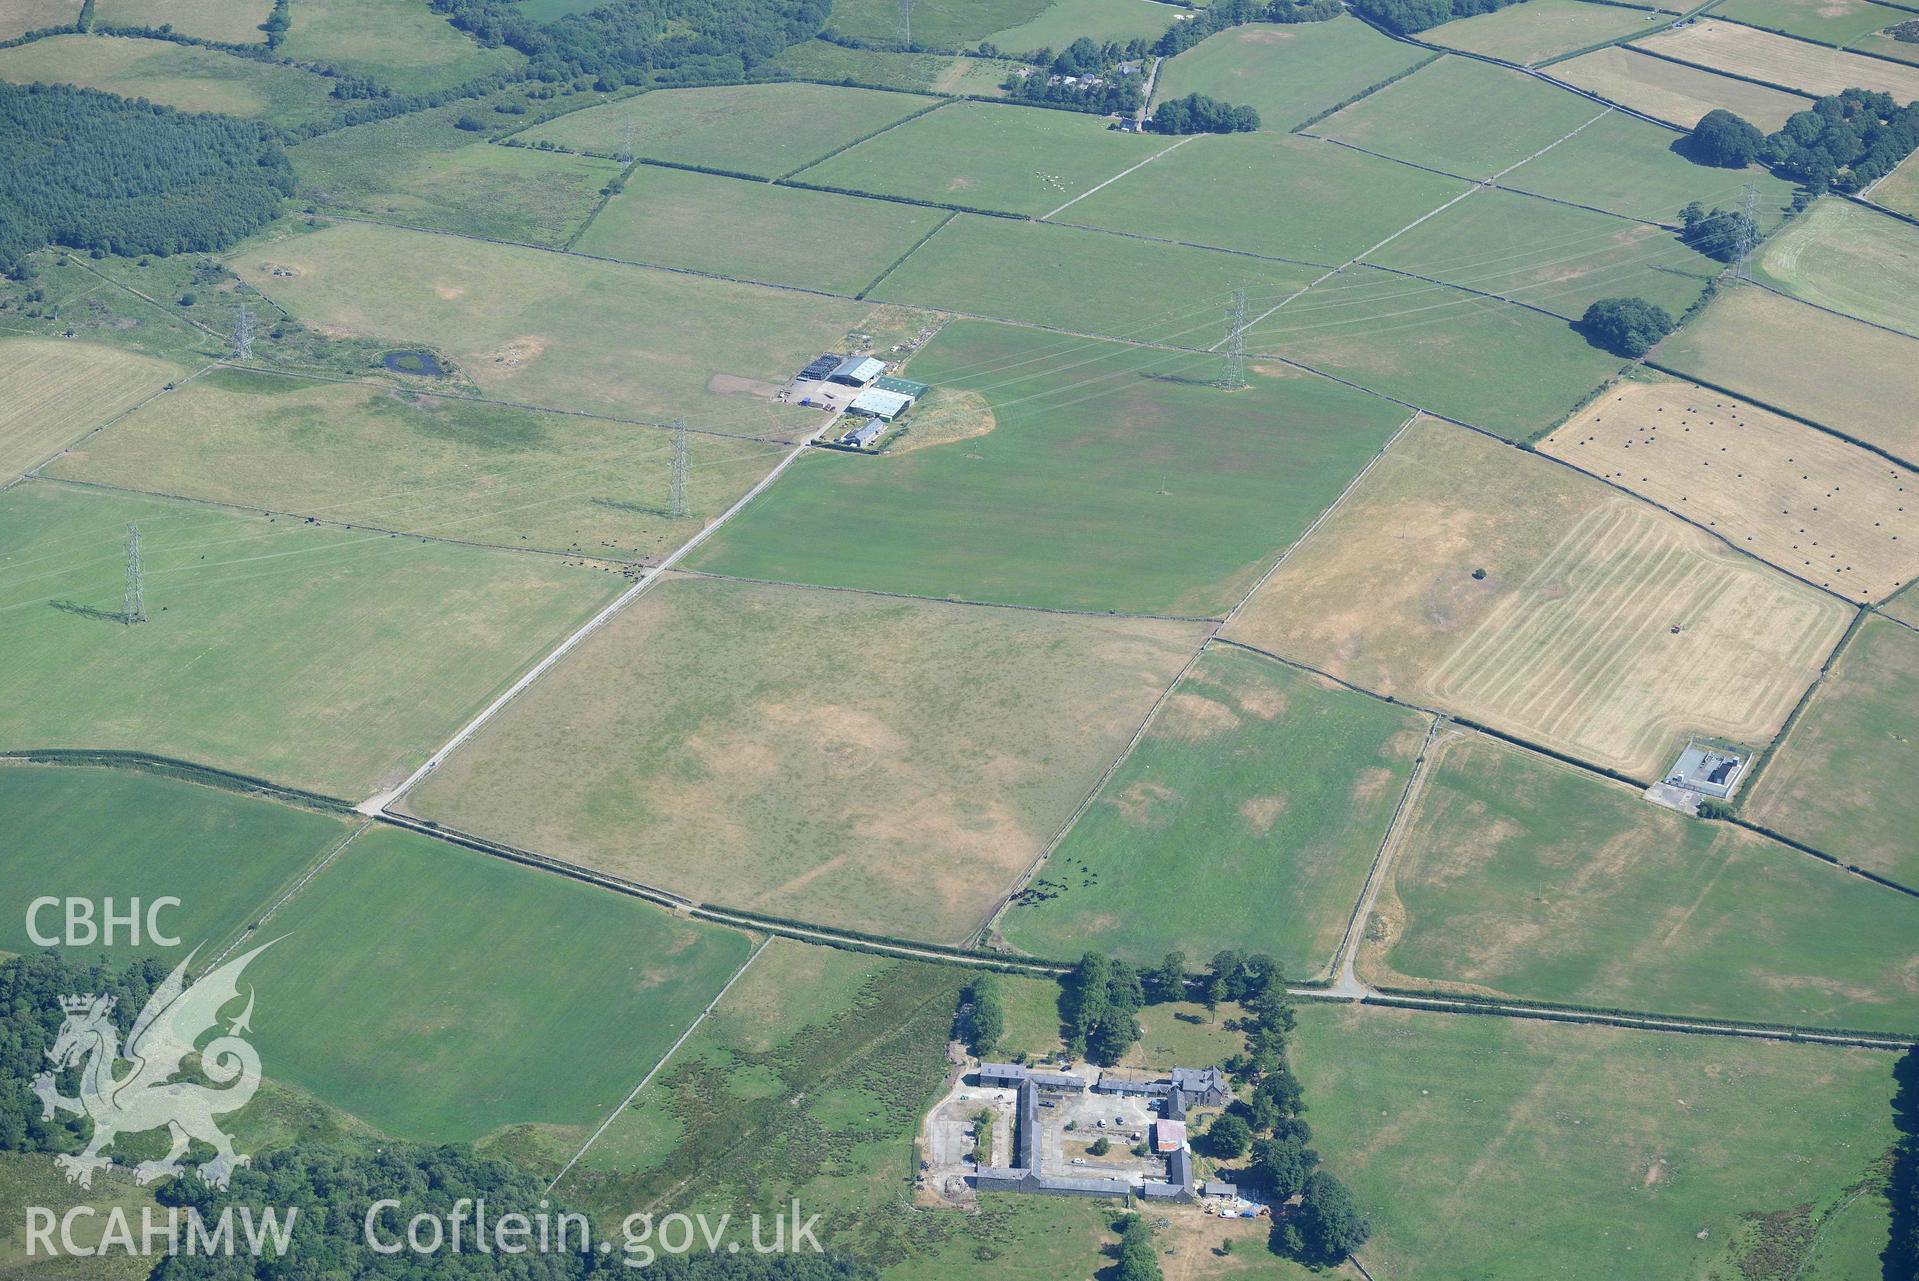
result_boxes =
[1367,985,1919,1046]
[1290,51,1441,133]
[0,748,357,814]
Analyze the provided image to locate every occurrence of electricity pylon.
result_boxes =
[896,0,913,48]
[1216,287,1248,391]
[233,300,253,361]
[619,120,636,165]
[668,420,689,520]
[123,523,146,625]
[1735,182,1758,282]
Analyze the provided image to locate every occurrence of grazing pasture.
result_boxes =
[793,100,1161,217]
[1151,17,1431,132]
[1365,188,1719,320]
[1499,107,1798,224]
[1655,284,1919,462]
[0,34,340,125]
[1366,734,1919,1032]
[1310,54,1606,178]
[1873,150,1919,215]
[0,338,181,485]
[1849,23,1919,63]
[277,0,522,93]
[1748,615,1919,886]
[1427,0,1670,66]
[575,166,947,294]
[1754,197,1919,339]
[1224,418,1850,778]
[997,646,1429,973]
[0,481,621,798]
[686,320,1410,614]
[1633,17,1919,98]
[869,214,1323,343]
[1547,44,1812,129]
[1291,1003,1903,1280]
[248,824,753,1143]
[91,0,272,43]
[1062,131,1470,266]
[983,0,1183,53]
[0,764,350,961]
[519,82,938,178]
[49,368,790,561]
[228,220,869,434]
[1544,375,1919,602]
[0,0,79,40]
[291,98,619,246]
[824,0,1046,48]
[1710,0,1915,46]
[406,574,1210,942]
[1244,269,1626,441]
[769,39,1022,95]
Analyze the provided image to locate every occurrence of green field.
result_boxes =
[0,253,241,369]
[1368,734,1919,1033]
[277,0,522,92]
[1151,17,1430,132]
[0,764,350,960]
[290,97,620,247]
[521,82,938,177]
[1426,0,1669,65]
[1062,131,1470,266]
[407,573,1210,942]
[1711,0,1912,46]
[1499,108,1798,227]
[0,1152,158,1281]
[1311,54,1606,178]
[769,39,1025,94]
[575,166,948,294]
[794,100,1161,216]
[1365,188,1719,321]
[0,34,340,127]
[821,0,1045,47]
[92,0,272,43]
[49,367,790,561]
[0,337,182,485]
[1548,44,1814,130]
[0,481,621,798]
[1654,283,1919,462]
[1291,1002,1903,1280]
[228,219,877,434]
[686,320,1409,614]
[1245,268,1625,441]
[983,0,1181,54]
[1874,149,1919,217]
[1748,615,1919,887]
[1755,196,1919,339]
[0,0,79,40]
[871,214,1322,342]
[247,824,753,1143]
[998,645,1429,972]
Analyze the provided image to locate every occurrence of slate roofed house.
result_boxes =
[828,355,886,387]
[839,420,886,449]
[1171,1065,1230,1107]
[1202,1180,1239,1200]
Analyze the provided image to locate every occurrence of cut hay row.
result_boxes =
[1632,18,1919,100]
[0,338,183,485]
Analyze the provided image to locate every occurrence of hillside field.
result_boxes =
[1151,17,1431,132]
[0,338,181,485]
[92,0,273,42]
[1425,0,1669,65]
[1710,0,1915,45]
[276,0,522,93]
[1547,44,1813,129]
[1754,197,1919,339]
[0,34,340,127]
[406,574,1210,942]
[1634,17,1919,98]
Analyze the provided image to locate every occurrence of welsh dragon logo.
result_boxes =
[32,940,275,1190]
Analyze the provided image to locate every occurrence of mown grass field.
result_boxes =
[1874,149,1919,215]
[1547,44,1812,129]
[1754,196,1919,339]
[1635,16,1919,97]
[1364,188,1720,321]
[248,824,753,1144]
[0,481,622,798]
[1244,269,1626,441]
[0,34,341,127]
[290,98,620,247]
[998,646,1429,973]
[1290,1002,1903,1280]
[0,764,350,961]
[1542,373,1919,603]
[228,220,870,434]
[1426,0,1668,65]
[1711,0,1914,45]
[870,213,1323,342]
[49,367,791,561]
[1151,17,1429,132]
[92,0,273,43]
[1062,131,1470,266]
[576,166,947,294]
[769,39,1023,95]
[277,0,522,93]
[1365,734,1919,1033]
[794,100,1161,217]
[1311,54,1605,178]
[825,0,1046,47]
[1654,283,1919,462]
[0,338,181,485]
[521,82,938,177]
[408,574,1209,942]
[1224,418,1851,778]
[1499,106,1800,225]
[0,0,79,40]
[687,320,1409,614]
[983,0,1181,54]
[1748,615,1919,887]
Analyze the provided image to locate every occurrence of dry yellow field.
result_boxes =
[1633,19,1919,99]
[1224,418,1852,777]
[1542,376,1919,603]
[91,0,274,43]
[0,338,182,485]
[1548,45,1812,130]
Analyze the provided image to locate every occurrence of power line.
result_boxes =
[1216,287,1247,391]
[896,0,913,48]
[1735,182,1757,283]
[233,300,253,361]
[619,120,635,166]
[123,523,146,625]
[668,419,689,520]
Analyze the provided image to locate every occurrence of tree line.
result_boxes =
[1349,0,1525,36]
[0,81,294,276]
[1689,90,1919,193]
